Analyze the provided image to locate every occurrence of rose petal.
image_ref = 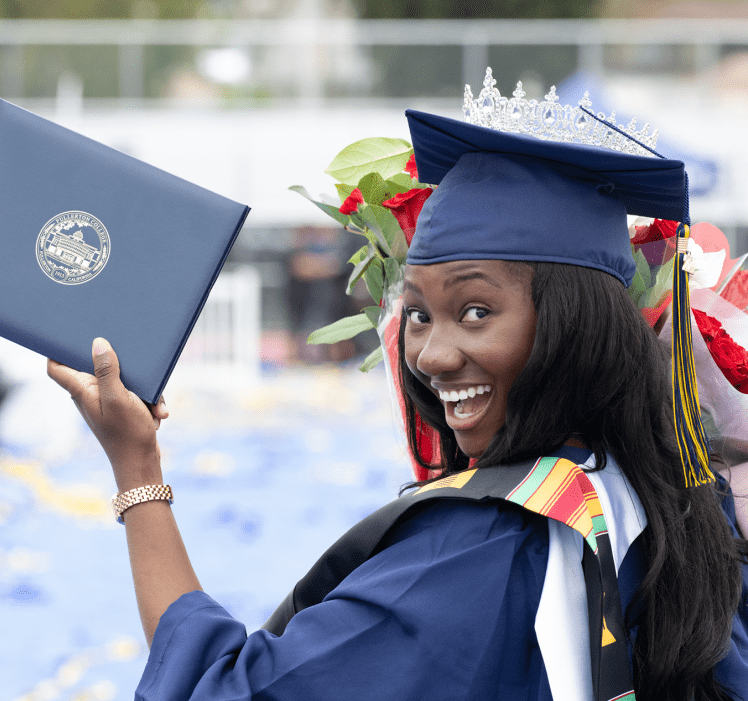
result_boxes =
[382,187,433,246]
[404,154,419,181]
[339,188,364,215]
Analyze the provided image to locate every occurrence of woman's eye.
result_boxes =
[407,309,429,325]
[463,307,489,321]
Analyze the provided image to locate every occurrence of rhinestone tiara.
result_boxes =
[463,67,659,158]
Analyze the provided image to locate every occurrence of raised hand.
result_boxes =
[47,337,169,493]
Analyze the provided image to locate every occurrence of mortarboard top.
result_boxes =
[405,109,688,287]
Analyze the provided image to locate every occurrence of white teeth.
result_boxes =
[437,385,492,402]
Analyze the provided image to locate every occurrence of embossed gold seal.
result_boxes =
[36,211,111,285]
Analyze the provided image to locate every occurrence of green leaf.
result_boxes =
[633,247,651,288]
[325,137,413,186]
[357,172,389,205]
[360,206,392,256]
[383,257,401,293]
[364,258,385,304]
[307,313,374,345]
[347,244,378,294]
[389,229,409,263]
[363,204,402,253]
[372,205,402,249]
[628,248,651,308]
[336,182,356,203]
[386,172,416,193]
[359,345,384,372]
[347,211,368,233]
[348,244,369,266]
[645,256,675,309]
[288,185,349,226]
[363,305,382,328]
[349,223,382,251]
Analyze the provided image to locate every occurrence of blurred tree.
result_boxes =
[353,0,599,18]
[0,0,202,19]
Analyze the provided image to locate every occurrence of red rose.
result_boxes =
[721,269,748,311]
[650,219,679,239]
[381,187,433,246]
[708,333,748,389]
[404,154,419,181]
[693,309,724,343]
[631,219,680,246]
[694,308,748,393]
[339,188,364,215]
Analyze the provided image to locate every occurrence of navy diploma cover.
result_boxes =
[0,99,250,403]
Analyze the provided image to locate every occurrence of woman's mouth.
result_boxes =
[437,385,492,422]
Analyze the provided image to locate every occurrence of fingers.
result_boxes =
[47,358,96,395]
[145,396,168,430]
[152,396,169,420]
[91,337,126,407]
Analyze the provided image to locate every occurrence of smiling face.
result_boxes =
[403,260,537,458]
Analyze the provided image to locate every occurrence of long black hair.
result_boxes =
[398,261,747,701]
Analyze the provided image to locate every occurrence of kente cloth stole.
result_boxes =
[262,457,636,701]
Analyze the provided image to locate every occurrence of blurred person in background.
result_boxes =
[286,227,358,363]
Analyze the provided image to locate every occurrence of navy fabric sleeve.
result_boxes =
[136,500,551,701]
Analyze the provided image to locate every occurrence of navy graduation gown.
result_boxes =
[136,458,748,700]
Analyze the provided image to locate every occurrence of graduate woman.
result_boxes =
[48,80,748,701]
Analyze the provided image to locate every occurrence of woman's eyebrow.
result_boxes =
[443,271,503,290]
[402,279,422,294]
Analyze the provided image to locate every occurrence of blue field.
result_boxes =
[0,364,412,701]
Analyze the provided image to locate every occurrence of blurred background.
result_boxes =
[1,1,748,699]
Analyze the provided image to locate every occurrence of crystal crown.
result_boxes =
[463,67,659,158]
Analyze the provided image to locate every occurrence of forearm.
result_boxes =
[123,496,202,647]
[47,344,201,646]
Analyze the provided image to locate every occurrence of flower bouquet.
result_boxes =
[629,218,748,466]
[291,138,441,479]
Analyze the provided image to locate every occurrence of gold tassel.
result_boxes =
[671,223,714,487]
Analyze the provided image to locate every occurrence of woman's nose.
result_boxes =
[416,324,464,378]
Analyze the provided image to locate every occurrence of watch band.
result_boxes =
[112,484,174,524]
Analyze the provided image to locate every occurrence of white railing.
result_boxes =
[1,18,747,102]
[2,17,748,45]
[170,265,261,390]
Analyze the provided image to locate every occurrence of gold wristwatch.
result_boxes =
[112,484,174,524]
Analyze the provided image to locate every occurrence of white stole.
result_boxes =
[534,456,647,700]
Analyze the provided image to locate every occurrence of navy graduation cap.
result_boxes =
[403,73,711,488]
[404,108,688,287]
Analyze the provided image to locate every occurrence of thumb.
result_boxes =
[91,337,123,398]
